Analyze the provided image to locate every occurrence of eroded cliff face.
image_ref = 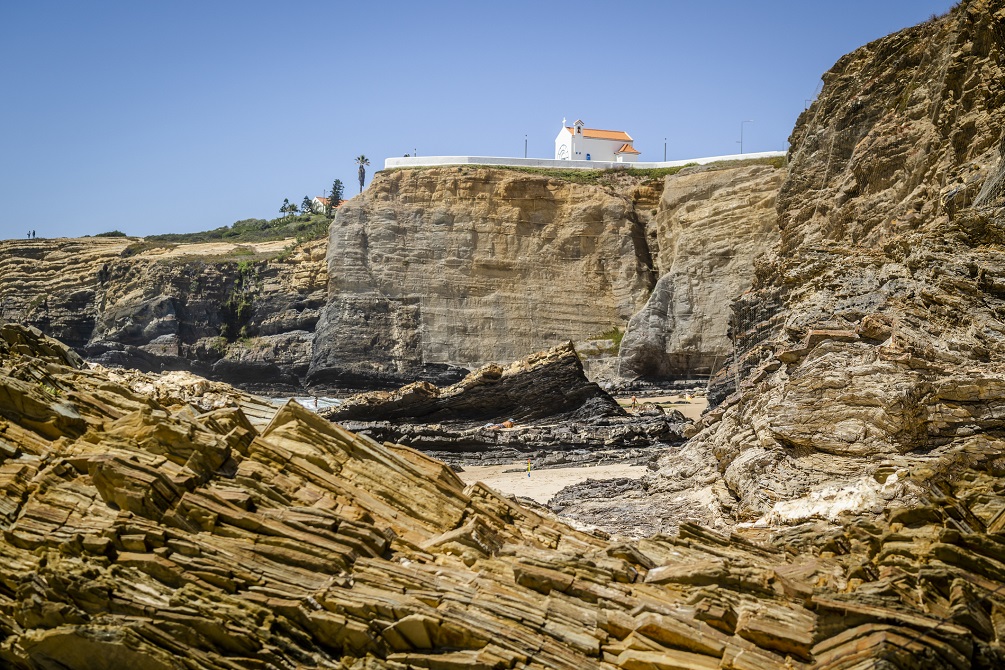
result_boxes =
[0,163,792,391]
[618,164,783,379]
[648,0,1005,528]
[0,237,327,391]
[309,167,658,389]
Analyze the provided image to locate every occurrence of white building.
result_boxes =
[311,196,343,213]
[554,119,640,163]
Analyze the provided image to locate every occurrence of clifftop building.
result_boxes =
[554,119,640,163]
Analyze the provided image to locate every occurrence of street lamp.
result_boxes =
[524,134,528,158]
[738,120,754,154]
[664,137,667,162]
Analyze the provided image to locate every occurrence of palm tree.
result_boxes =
[355,155,370,194]
[281,198,291,218]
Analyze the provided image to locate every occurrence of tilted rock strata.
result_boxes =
[649,0,1005,528]
[0,237,327,391]
[619,164,784,380]
[323,342,688,457]
[326,342,624,425]
[6,324,1005,668]
[309,167,657,389]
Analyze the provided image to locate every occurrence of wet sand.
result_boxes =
[459,463,647,504]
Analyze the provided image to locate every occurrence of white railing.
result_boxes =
[383,151,785,171]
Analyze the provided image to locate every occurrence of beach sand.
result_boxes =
[617,394,708,421]
[458,463,647,504]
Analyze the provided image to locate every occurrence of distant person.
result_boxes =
[630,395,638,409]
[27,231,30,239]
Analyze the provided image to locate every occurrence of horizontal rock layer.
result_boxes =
[619,164,783,380]
[308,167,659,389]
[0,237,327,392]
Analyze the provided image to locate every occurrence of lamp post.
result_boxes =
[524,135,528,158]
[664,138,667,162]
[738,120,754,154]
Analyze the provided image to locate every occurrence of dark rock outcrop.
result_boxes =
[321,342,689,457]
[0,238,327,392]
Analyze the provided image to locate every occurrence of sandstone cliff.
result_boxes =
[647,0,1005,528]
[618,164,783,379]
[0,237,327,391]
[2,161,787,392]
[8,324,1005,668]
[308,167,658,389]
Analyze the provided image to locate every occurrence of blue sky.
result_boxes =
[0,0,956,239]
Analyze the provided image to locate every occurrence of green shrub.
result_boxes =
[596,326,625,351]
[95,230,127,237]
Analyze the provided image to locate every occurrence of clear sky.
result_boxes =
[0,1,956,239]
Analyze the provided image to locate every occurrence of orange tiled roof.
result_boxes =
[314,197,344,207]
[616,143,640,154]
[565,126,633,142]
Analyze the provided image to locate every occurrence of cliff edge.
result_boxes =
[647,0,1005,528]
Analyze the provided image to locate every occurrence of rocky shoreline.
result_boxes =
[320,343,692,470]
[7,323,1005,667]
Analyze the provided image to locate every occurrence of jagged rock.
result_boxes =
[5,325,1005,668]
[327,342,623,424]
[644,0,1005,531]
[321,342,689,456]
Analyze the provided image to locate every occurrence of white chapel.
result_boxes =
[554,119,640,163]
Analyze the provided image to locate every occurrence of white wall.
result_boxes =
[570,134,627,162]
[384,151,785,171]
[554,128,571,160]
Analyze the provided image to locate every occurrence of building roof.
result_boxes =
[313,197,344,207]
[616,143,640,154]
[565,126,634,142]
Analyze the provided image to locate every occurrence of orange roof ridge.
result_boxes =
[616,143,640,154]
[565,126,634,142]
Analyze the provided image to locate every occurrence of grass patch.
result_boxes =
[590,326,625,354]
[383,155,785,186]
[140,214,330,246]
[121,240,178,257]
[120,213,331,258]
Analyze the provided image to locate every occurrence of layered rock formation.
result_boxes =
[308,167,658,389]
[618,164,784,379]
[646,0,1005,529]
[0,237,327,391]
[2,161,788,392]
[8,323,1005,668]
[322,343,689,461]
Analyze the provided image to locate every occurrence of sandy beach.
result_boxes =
[617,394,708,421]
[458,462,647,504]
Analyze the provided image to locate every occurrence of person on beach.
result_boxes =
[630,395,638,409]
